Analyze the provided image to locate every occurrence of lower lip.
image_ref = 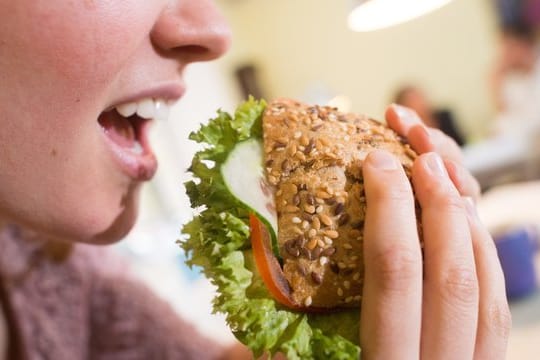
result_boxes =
[99,116,158,181]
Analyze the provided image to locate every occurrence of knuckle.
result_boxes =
[369,180,412,204]
[439,265,479,305]
[483,302,512,340]
[423,182,464,213]
[372,244,422,293]
[429,128,463,161]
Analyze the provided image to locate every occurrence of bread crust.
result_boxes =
[263,99,417,308]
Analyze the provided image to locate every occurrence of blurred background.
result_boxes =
[115,0,540,357]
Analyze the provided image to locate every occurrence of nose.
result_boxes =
[151,0,232,63]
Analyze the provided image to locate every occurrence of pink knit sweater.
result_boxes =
[0,225,224,360]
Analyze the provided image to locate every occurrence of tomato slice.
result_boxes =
[249,214,299,309]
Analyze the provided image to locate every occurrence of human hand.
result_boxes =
[359,148,510,359]
[385,104,481,200]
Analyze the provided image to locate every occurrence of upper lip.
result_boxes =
[105,81,186,111]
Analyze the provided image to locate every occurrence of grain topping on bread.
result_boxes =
[263,98,417,308]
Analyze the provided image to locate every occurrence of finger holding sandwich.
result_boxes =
[385,104,481,200]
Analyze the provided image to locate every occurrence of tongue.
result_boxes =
[98,110,136,148]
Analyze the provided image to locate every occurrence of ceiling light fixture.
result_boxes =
[348,0,452,32]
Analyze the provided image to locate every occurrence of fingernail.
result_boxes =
[391,104,420,127]
[424,153,446,177]
[368,150,398,170]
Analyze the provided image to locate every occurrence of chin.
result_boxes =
[86,185,143,245]
[42,184,142,245]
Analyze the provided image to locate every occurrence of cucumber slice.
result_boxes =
[221,139,279,255]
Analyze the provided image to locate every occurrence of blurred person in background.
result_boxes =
[393,85,467,146]
[490,22,540,136]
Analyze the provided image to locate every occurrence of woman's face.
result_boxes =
[0,1,230,243]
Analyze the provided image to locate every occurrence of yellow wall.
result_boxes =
[218,0,500,140]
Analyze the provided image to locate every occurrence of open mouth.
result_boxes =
[98,110,148,154]
[98,98,171,181]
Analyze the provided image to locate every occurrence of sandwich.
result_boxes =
[181,97,417,359]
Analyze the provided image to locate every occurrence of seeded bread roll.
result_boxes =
[263,99,417,308]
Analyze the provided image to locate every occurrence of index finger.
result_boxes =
[360,150,422,359]
[385,104,463,163]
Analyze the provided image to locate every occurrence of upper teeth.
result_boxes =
[115,97,172,122]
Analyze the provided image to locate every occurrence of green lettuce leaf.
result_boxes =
[180,97,361,359]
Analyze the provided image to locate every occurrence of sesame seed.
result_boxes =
[281,159,291,171]
[353,272,360,281]
[317,239,325,248]
[345,296,353,303]
[294,131,302,139]
[319,256,329,266]
[325,230,339,239]
[285,205,299,213]
[330,262,340,274]
[300,248,312,260]
[319,137,330,146]
[308,229,317,238]
[322,246,336,256]
[273,141,286,150]
[338,213,350,226]
[297,263,308,276]
[307,238,318,250]
[292,217,302,224]
[302,221,309,229]
[354,295,362,301]
[299,134,309,146]
[302,213,313,222]
[338,262,347,269]
[334,202,345,216]
[312,217,321,230]
[295,151,306,161]
[320,214,333,226]
[343,243,353,250]
[316,191,332,199]
[304,139,315,154]
[337,288,344,297]
[344,281,351,289]
[323,237,333,246]
[287,145,297,156]
[304,296,312,307]
[315,206,324,214]
[304,204,315,214]
[289,184,298,194]
[278,136,288,144]
[311,272,322,285]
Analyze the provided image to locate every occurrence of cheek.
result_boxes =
[0,2,158,242]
